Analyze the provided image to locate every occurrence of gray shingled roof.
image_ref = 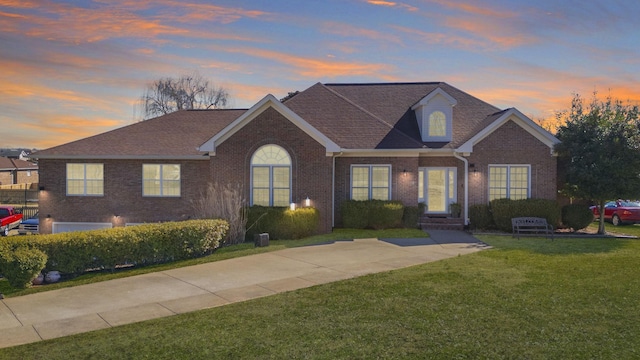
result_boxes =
[34,82,508,157]
[34,109,246,158]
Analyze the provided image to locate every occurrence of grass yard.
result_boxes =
[1,235,639,359]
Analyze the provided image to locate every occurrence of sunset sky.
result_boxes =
[2,0,639,150]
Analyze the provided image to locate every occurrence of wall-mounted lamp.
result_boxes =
[46,214,51,218]
[114,214,120,218]
[39,185,45,191]
[469,163,477,174]
[402,169,408,177]
[290,202,296,211]
[305,196,310,207]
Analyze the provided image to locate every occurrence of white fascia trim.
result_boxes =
[457,108,560,153]
[411,87,458,110]
[334,148,456,157]
[32,155,210,160]
[198,94,341,155]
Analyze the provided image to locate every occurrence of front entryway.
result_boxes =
[418,167,457,215]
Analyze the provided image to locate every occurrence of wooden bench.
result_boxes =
[511,217,554,240]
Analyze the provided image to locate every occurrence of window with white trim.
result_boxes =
[143,164,181,197]
[489,165,530,201]
[66,163,103,196]
[428,111,446,137]
[251,144,291,206]
[351,165,391,200]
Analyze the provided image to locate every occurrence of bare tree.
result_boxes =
[138,72,229,120]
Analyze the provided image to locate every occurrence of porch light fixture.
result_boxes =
[39,186,45,191]
[469,163,477,174]
[402,169,407,176]
[46,214,51,218]
[290,202,296,211]
[305,196,310,207]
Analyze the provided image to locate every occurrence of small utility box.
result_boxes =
[254,233,269,247]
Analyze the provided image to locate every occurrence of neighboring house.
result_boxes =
[0,156,39,187]
[32,82,559,234]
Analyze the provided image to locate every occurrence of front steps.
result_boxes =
[419,215,464,231]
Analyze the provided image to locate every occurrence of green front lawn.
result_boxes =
[588,221,640,237]
[0,228,427,298]
[2,235,639,359]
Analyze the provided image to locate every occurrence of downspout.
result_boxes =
[332,154,335,228]
[332,151,343,228]
[453,152,469,226]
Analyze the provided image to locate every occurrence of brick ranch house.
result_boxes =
[0,156,39,187]
[32,82,559,234]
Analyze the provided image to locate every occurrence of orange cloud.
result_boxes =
[211,45,395,79]
[365,0,418,11]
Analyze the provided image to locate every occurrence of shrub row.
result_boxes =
[341,200,404,229]
[469,198,592,232]
[0,219,229,285]
[246,206,319,240]
[490,198,561,232]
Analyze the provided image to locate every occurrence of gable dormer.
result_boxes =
[411,88,457,142]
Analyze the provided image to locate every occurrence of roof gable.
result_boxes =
[198,94,340,154]
[457,108,560,153]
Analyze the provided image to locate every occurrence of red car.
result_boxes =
[591,200,640,226]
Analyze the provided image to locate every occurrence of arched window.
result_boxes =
[251,144,291,206]
[428,111,446,137]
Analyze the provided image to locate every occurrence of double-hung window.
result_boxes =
[66,163,104,196]
[488,165,530,201]
[351,165,391,200]
[143,164,181,197]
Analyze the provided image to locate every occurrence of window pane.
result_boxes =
[252,167,270,188]
[162,164,180,181]
[371,166,389,187]
[143,180,160,196]
[86,164,103,180]
[372,188,389,200]
[429,111,446,137]
[67,179,85,195]
[143,164,160,180]
[253,189,270,206]
[509,166,529,200]
[489,166,507,201]
[67,164,84,179]
[86,180,104,195]
[352,188,369,201]
[163,181,180,196]
[273,189,290,207]
[352,167,369,187]
[273,167,290,188]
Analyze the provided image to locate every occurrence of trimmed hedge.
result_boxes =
[469,204,494,230]
[0,219,228,276]
[561,204,594,231]
[246,206,319,240]
[0,245,47,289]
[490,198,561,232]
[341,200,404,229]
[402,206,420,229]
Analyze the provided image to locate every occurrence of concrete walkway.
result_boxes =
[0,231,488,349]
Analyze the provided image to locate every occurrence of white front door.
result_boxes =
[419,167,457,214]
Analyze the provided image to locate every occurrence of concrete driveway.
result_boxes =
[0,230,488,349]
